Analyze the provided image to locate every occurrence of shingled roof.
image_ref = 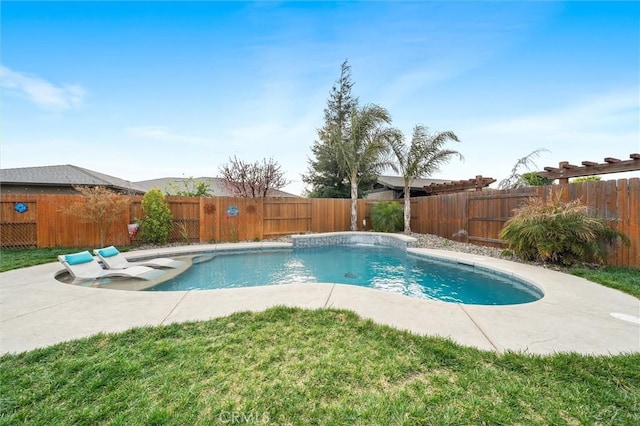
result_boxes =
[375,175,450,190]
[135,177,298,197]
[0,165,147,194]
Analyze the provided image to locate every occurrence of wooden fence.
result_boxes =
[1,178,638,267]
[411,178,639,267]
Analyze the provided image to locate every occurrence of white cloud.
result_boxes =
[441,89,640,184]
[0,65,86,110]
[473,90,639,137]
[127,126,215,146]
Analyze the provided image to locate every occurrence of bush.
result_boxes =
[499,194,629,265]
[572,176,601,183]
[519,172,554,186]
[370,201,403,233]
[138,189,173,245]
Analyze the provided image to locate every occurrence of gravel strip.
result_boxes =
[137,232,569,272]
[270,233,507,258]
[269,232,568,272]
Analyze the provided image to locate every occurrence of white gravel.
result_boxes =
[270,232,569,271]
[140,231,567,271]
[272,232,509,259]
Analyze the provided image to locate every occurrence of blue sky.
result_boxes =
[1,1,638,195]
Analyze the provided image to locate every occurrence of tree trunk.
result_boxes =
[404,184,411,233]
[350,178,358,231]
[99,224,105,248]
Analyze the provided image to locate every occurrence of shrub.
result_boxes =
[572,176,601,183]
[519,172,554,186]
[61,185,129,248]
[138,189,173,245]
[499,194,629,265]
[370,201,403,233]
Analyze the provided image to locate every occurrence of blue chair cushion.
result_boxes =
[65,251,95,265]
[97,246,120,258]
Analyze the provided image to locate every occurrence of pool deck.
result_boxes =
[1,242,639,356]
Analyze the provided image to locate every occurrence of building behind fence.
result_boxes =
[1,178,638,267]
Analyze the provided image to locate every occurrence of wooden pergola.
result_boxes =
[537,153,640,184]
[423,175,496,195]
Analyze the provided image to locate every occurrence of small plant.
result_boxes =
[498,148,551,189]
[164,176,213,197]
[499,193,629,265]
[137,189,173,245]
[225,215,239,242]
[500,249,514,258]
[519,172,554,187]
[176,222,190,244]
[60,185,130,247]
[572,176,601,183]
[370,201,403,233]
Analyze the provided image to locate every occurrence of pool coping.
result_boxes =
[1,240,639,356]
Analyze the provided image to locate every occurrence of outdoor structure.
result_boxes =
[423,175,496,195]
[537,153,640,184]
[367,175,496,199]
[0,165,146,195]
[366,175,450,200]
[135,177,298,197]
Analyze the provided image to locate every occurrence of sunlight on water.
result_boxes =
[147,245,543,305]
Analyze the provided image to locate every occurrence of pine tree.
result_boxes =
[303,60,377,198]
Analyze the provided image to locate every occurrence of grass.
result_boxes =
[1,307,639,425]
[0,246,131,273]
[571,266,640,299]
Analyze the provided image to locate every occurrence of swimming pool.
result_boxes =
[147,245,543,305]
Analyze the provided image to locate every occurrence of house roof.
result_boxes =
[375,175,450,190]
[135,177,299,197]
[0,165,147,194]
[0,165,298,197]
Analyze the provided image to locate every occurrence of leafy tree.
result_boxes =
[498,148,551,189]
[304,60,376,198]
[61,185,130,248]
[519,171,554,187]
[370,201,403,233]
[219,156,289,197]
[572,176,602,183]
[332,104,401,231]
[499,193,629,265]
[164,177,213,197]
[390,125,462,233]
[138,189,173,245]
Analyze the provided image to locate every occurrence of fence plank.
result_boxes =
[1,180,638,267]
[628,179,640,267]
[264,198,311,237]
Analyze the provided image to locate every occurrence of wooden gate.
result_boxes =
[0,196,38,249]
[263,198,311,238]
[466,189,537,247]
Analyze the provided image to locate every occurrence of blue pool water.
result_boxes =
[147,245,543,305]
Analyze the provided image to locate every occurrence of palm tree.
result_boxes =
[390,125,463,233]
[332,104,401,231]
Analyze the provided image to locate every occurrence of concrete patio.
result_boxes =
[1,243,638,356]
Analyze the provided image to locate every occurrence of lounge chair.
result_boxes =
[93,246,184,269]
[58,251,165,281]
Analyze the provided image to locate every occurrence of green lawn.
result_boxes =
[0,247,132,273]
[1,249,638,424]
[1,307,638,425]
[571,266,640,299]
